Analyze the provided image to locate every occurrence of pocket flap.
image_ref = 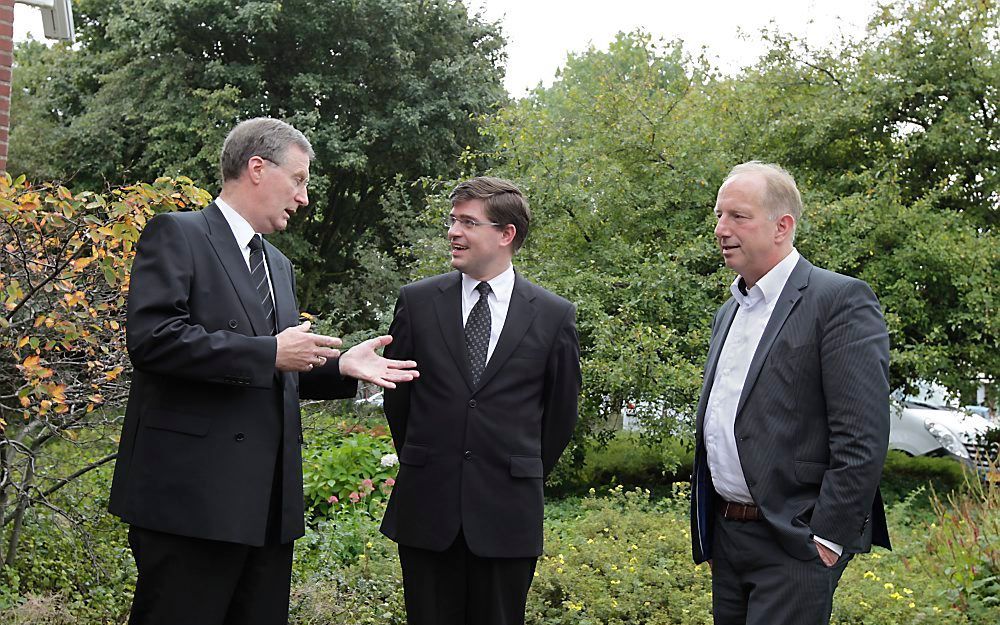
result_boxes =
[143,409,211,437]
[400,443,428,466]
[509,455,544,478]
[794,460,827,484]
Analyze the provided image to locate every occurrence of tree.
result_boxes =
[0,174,210,572]
[10,0,508,328]
[418,0,997,454]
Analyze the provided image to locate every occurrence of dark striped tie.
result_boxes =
[465,282,492,386]
[248,234,276,335]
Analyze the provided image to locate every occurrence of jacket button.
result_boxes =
[468,400,477,408]
[464,450,472,460]
[234,432,246,442]
[228,319,238,329]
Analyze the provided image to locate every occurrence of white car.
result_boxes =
[889,382,999,476]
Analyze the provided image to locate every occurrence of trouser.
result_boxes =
[710,509,852,625]
[397,529,537,625]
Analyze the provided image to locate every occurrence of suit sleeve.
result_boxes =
[541,303,582,477]
[809,279,890,546]
[126,214,277,388]
[382,288,413,451]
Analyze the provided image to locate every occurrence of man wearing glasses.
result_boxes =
[110,118,418,625]
[380,176,582,625]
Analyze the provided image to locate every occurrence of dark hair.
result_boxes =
[220,118,314,182]
[450,176,531,251]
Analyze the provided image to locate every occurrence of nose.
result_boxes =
[714,215,728,239]
[296,187,309,207]
[447,220,461,237]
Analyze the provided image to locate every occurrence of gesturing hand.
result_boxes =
[338,335,419,389]
[275,321,343,372]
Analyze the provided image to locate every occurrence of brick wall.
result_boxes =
[0,0,13,173]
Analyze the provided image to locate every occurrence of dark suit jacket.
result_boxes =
[379,271,581,558]
[109,203,357,546]
[691,256,891,563]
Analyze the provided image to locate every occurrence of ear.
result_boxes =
[774,214,796,243]
[498,224,517,248]
[247,156,268,185]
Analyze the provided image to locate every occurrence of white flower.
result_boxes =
[380,453,398,468]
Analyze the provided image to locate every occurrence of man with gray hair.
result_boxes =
[690,161,891,624]
[109,117,418,625]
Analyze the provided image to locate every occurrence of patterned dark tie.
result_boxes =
[465,281,492,386]
[248,234,276,335]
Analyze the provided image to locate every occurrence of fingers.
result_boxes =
[314,334,343,348]
[384,359,418,371]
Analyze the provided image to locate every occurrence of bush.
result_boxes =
[879,450,968,508]
[925,468,1000,621]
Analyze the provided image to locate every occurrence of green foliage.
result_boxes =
[10,0,509,330]
[406,0,997,447]
[927,468,1000,620]
[301,429,398,518]
[879,450,968,507]
[0,434,131,624]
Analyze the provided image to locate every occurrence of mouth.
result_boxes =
[720,244,739,254]
[450,242,469,254]
[284,207,296,219]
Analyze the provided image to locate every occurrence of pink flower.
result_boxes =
[327,495,339,504]
[349,491,360,503]
[385,477,396,487]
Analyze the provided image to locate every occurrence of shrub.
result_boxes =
[925,467,1000,621]
[879,450,967,508]
[301,414,399,518]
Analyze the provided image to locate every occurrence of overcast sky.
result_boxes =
[15,0,881,96]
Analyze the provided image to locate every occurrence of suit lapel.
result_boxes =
[735,257,812,418]
[433,273,475,391]
[475,273,537,391]
[202,203,269,336]
[695,298,738,435]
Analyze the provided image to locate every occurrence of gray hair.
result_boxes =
[220,118,314,182]
[719,161,802,224]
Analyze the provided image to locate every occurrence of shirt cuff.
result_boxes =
[812,535,843,556]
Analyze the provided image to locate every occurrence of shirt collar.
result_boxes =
[462,264,515,303]
[729,248,800,308]
[215,197,258,250]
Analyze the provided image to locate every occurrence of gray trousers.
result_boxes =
[711,510,852,625]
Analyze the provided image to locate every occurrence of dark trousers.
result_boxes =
[711,510,852,625]
[127,526,294,625]
[397,529,537,625]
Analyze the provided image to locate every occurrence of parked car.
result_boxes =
[889,382,1000,480]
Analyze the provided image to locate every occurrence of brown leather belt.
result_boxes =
[718,498,762,521]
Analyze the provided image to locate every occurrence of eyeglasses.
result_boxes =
[262,158,309,191]
[444,215,502,229]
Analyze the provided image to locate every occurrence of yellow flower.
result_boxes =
[909,602,916,608]
[884,582,894,590]
[903,588,913,595]
[587,539,594,544]
[611,580,620,585]
[612,599,618,607]
[556,567,563,574]
[863,571,876,580]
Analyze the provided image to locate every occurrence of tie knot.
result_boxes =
[248,234,263,252]
[476,282,491,297]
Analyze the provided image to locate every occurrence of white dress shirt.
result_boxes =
[216,197,274,299]
[703,248,842,556]
[461,264,515,364]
